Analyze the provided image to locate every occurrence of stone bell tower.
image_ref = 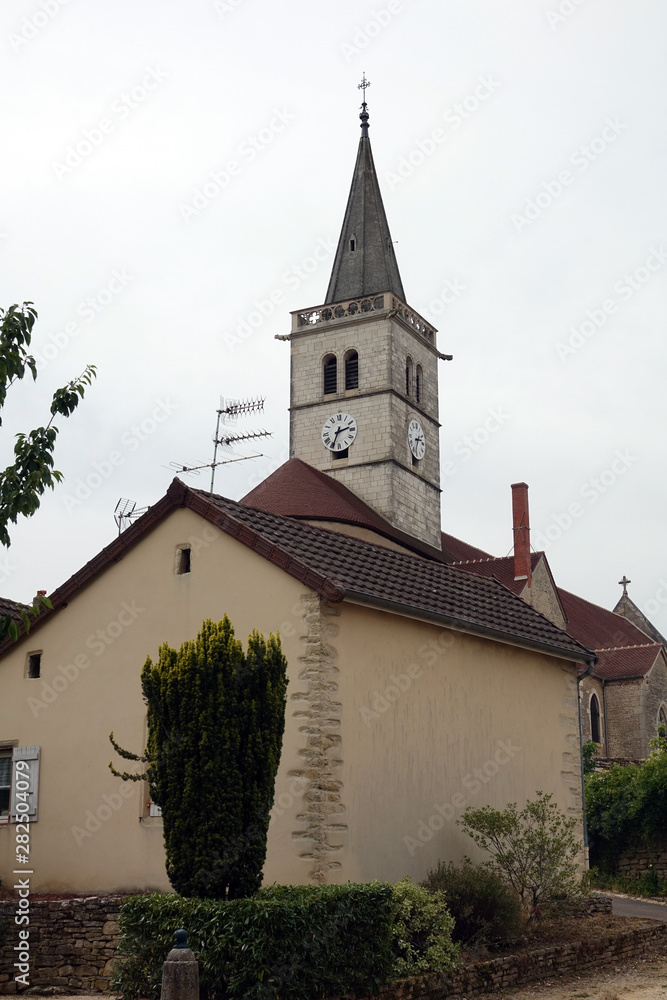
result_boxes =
[280,81,448,550]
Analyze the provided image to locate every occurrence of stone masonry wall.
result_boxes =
[617,836,667,878]
[0,896,122,994]
[336,921,667,1000]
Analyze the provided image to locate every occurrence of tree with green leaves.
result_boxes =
[459,792,583,914]
[0,302,96,640]
[110,616,288,899]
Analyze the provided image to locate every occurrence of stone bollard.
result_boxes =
[161,929,199,1000]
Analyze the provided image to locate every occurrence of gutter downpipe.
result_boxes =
[577,656,597,866]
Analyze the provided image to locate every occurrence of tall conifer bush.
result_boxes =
[110,616,288,899]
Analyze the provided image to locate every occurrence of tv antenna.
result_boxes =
[114,498,149,535]
[170,396,272,494]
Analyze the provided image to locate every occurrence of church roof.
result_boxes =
[449,551,664,681]
[613,590,667,646]
[241,458,448,561]
[440,533,494,563]
[324,109,405,304]
[0,479,592,667]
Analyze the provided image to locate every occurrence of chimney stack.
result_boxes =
[511,482,531,586]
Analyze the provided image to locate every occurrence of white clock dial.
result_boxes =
[408,419,426,460]
[321,412,357,452]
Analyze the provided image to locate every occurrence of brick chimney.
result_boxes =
[511,482,531,586]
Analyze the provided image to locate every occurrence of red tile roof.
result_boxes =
[241,458,449,561]
[0,479,592,667]
[453,555,663,680]
[441,533,494,563]
[593,644,663,680]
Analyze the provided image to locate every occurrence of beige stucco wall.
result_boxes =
[0,507,585,893]
[327,601,584,883]
[0,508,313,893]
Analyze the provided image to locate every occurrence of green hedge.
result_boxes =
[114,883,396,1000]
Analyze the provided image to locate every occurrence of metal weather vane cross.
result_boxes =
[358,72,371,102]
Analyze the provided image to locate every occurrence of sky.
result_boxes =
[1,0,666,638]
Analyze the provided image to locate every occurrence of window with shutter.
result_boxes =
[0,751,10,820]
[11,746,40,822]
[323,355,337,395]
[344,350,358,390]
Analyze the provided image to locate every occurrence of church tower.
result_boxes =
[283,85,446,550]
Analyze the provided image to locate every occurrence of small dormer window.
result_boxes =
[176,546,191,575]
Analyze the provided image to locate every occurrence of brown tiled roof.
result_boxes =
[195,486,590,662]
[0,479,592,665]
[593,644,663,680]
[441,533,494,563]
[241,458,449,561]
[0,596,26,622]
[559,589,653,652]
[454,553,662,680]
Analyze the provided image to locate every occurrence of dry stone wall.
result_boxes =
[0,896,122,994]
[617,837,667,878]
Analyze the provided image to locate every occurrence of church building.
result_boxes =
[0,92,596,893]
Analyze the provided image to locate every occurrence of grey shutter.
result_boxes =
[11,746,40,822]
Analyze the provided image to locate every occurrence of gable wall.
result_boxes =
[0,508,313,893]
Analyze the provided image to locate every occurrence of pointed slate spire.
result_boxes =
[325,83,405,305]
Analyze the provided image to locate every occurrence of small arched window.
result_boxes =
[345,350,358,390]
[590,693,601,744]
[323,354,337,395]
[416,364,423,404]
[658,705,667,737]
[405,356,413,397]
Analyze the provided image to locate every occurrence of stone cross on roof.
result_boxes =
[619,575,631,596]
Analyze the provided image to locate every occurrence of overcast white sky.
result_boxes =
[1,0,666,638]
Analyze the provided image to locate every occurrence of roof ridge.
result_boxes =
[594,642,662,652]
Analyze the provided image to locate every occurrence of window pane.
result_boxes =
[0,756,10,788]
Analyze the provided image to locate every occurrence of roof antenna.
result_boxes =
[169,396,272,494]
[358,72,370,136]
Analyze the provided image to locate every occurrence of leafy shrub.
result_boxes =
[114,883,396,1000]
[582,740,598,776]
[390,878,459,977]
[422,860,523,946]
[586,746,667,871]
[459,792,583,913]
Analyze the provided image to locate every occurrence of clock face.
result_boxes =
[322,412,357,452]
[408,419,425,460]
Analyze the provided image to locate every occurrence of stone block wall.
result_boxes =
[0,896,122,994]
[617,837,667,878]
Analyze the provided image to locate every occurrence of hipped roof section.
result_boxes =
[0,479,591,666]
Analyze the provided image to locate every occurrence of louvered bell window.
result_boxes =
[345,351,358,390]
[323,355,337,395]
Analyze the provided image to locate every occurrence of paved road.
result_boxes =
[612,893,667,921]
